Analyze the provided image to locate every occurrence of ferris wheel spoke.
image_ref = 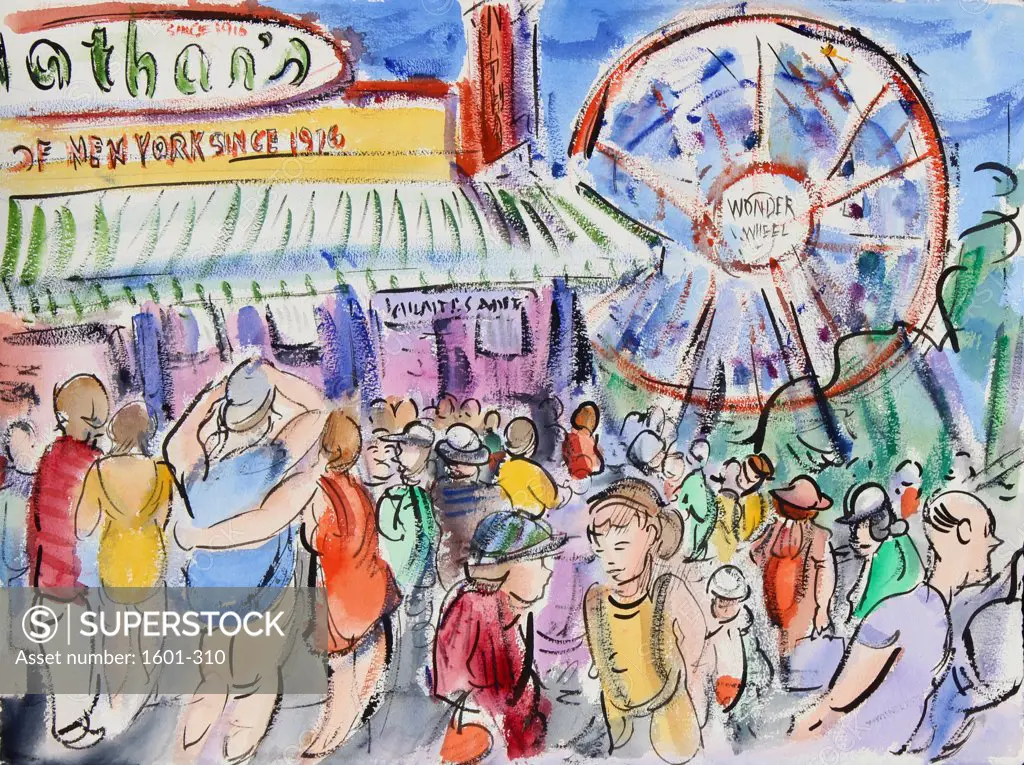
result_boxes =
[668,280,718,390]
[572,16,947,410]
[823,84,893,182]
[821,150,936,209]
[757,283,801,382]
[705,113,735,167]
[752,37,768,162]
[593,139,710,222]
[785,62,842,139]
[648,83,690,160]
[791,254,844,343]
[600,272,662,350]
[652,271,695,356]
[768,257,840,376]
[590,268,658,318]
[811,55,857,110]
[795,238,848,297]
[647,270,717,367]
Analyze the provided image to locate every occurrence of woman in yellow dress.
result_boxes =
[584,478,708,764]
[710,454,775,562]
[75,401,173,734]
[76,401,173,599]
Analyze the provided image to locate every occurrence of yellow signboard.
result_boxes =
[0,103,454,192]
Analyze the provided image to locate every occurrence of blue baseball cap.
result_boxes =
[469,511,567,566]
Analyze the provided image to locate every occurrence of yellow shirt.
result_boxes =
[79,458,173,598]
[496,457,558,517]
[604,595,666,707]
[585,583,678,712]
[713,491,771,561]
[740,492,769,541]
[711,494,741,563]
[585,579,701,761]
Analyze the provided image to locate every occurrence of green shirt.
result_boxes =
[376,484,438,589]
[678,469,715,560]
[853,534,924,620]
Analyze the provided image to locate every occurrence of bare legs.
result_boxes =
[175,679,280,765]
[301,623,388,760]
[174,679,228,763]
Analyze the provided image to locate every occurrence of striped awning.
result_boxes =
[0,179,665,318]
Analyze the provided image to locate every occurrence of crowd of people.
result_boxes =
[0,355,1021,764]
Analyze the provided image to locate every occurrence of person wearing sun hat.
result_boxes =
[432,422,504,590]
[750,474,836,657]
[377,421,438,590]
[704,565,773,744]
[838,482,924,623]
[434,511,566,762]
[792,492,1003,752]
[374,420,440,691]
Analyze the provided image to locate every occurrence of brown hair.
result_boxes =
[744,453,775,481]
[504,417,538,457]
[321,410,361,473]
[587,478,682,560]
[109,402,153,455]
[54,374,108,428]
[571,401,599,433]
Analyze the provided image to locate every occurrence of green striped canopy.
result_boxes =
[0,179,664,319]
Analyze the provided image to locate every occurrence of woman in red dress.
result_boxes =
[302,410,401,759]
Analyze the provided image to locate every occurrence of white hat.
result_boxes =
[708,565,750,601]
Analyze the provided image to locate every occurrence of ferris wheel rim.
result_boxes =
[572,12,950,414]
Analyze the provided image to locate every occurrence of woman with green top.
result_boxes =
[838,482,924,622]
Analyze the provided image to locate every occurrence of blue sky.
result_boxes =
[267,0,1024,235]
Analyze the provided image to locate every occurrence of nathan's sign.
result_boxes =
[0,3,352,117]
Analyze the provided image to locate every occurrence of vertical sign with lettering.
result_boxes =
[477,3,514,163]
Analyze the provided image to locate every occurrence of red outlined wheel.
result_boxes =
[571,13,948,415]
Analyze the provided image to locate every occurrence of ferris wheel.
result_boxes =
[570,13,948,415]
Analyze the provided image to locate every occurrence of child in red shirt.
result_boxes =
[562,401,604,480]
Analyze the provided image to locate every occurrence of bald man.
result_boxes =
[27,374,109,589]
[791,491,1001,754]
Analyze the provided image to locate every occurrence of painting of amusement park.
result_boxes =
[0,0,1021,763]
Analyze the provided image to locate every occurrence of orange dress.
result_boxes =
[752,517,831,654]
[316,472,401,655]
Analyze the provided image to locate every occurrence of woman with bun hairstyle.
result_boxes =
[583,478,708,764]
[77,401,173,598]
